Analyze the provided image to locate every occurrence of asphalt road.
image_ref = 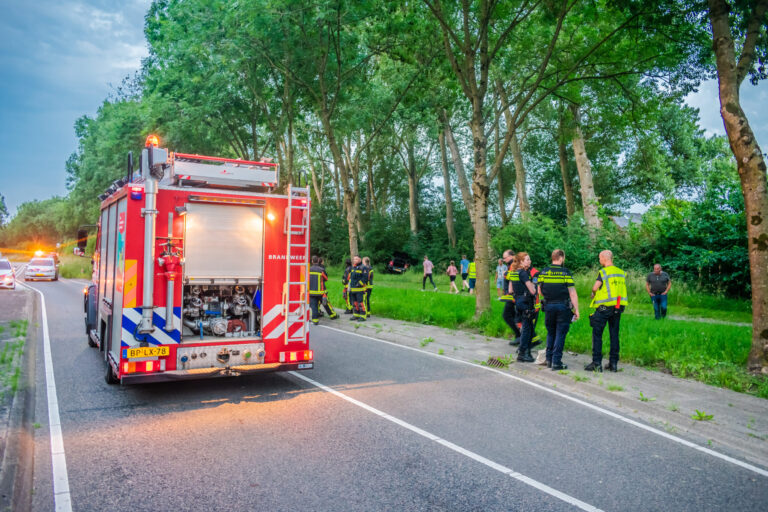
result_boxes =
[20,275,768,511]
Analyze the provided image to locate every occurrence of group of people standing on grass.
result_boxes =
[309,255,374,325]
[500,248,628,372]
[312,250,671,370]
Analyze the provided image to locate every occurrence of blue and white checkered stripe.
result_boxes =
[121,307,182,347]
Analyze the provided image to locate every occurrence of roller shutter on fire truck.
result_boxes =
[183,202,264,282]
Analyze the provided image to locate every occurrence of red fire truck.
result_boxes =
[80,136,312,384]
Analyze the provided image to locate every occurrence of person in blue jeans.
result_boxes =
[459,255,470,292]
[536,249,580,370]
[645,264,671,319]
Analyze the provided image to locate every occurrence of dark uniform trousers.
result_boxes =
[515,300,535,351]
[590,305,624,365]
[350,291,366,318]
[502,301,521,338]
[543,303,571,366]
[310,295,337,323]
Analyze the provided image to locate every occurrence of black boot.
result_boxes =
[509,337,521,346]
[584,361,603,372]
[604,361,618,372]
[517,347,534,363]
[546,359,552,368]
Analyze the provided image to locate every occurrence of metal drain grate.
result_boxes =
[485,356,509,369]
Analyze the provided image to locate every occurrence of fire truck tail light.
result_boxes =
[267,212,276,222]
[121,361,159,374]
[280,351,313,363]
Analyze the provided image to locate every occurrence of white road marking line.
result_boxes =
[319,325,768,478]
[289,371,603,512]
[17,281,73,512]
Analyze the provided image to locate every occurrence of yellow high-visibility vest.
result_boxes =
[468,262,476,279]
[590,265,628,308]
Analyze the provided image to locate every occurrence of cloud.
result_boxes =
[0,1,151,212]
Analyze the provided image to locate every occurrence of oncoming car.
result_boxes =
[25,257,58,281]
[0,259,15,290]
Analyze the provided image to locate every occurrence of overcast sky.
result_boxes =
[0,1,766,215]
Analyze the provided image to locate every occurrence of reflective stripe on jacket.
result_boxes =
[308,265,327,296]
[590,265,628,308]
[349,265,368,292]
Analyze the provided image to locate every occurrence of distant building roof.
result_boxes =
[610,213,643,228]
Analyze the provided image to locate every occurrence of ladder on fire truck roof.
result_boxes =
[283,185,310,344]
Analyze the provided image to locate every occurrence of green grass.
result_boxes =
[57,253,92,279]
[328,267,768,398]
[323,266,766,398]
[0,320,27,394]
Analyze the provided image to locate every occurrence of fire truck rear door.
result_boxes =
[184,202,264,283]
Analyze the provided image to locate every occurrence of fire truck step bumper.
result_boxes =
[119,362,314,384]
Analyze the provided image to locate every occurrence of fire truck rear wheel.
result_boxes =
[105,360,119,385]
[87,330,97,348]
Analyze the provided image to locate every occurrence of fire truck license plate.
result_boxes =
[125,346,170,358]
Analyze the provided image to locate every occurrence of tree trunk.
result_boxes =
[406,140,419,234]
[329,161,341,210]
[469,114,492,318]
[319,112,358,256]
[439,132,457,247]
[493,117,508,226]
[440,110,474,224]
[559,138,576,219]
[570,104,601,231]
[308,157,323,205]
[509,129,530,219]
[366,155,377,214]
[709,0,768,373]
[497,168,508,225]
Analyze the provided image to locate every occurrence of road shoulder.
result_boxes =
[322,314,768,469]
[0,289,36,512]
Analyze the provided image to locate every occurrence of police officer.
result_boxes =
[500,249,522,345]
[309,255,338,324]
[342,258,353,314]
[363,256,374,318]
[585,250,627,372]
[348,256,368,321]
[537,249,579,370]
[509,252,537,362]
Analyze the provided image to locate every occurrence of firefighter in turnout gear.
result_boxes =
[363,256,373,318]
[342,258,353,314]
[348,256,368,321]
[309,256,338,324]
[585,250,628,373]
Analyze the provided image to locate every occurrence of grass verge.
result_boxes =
[0,319,28,400]
[324,266,765,398]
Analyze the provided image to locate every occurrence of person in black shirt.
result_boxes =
[645,264,671,319]
[510,252,537,362]
[537,249,580,370]
[500,249,522,345]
